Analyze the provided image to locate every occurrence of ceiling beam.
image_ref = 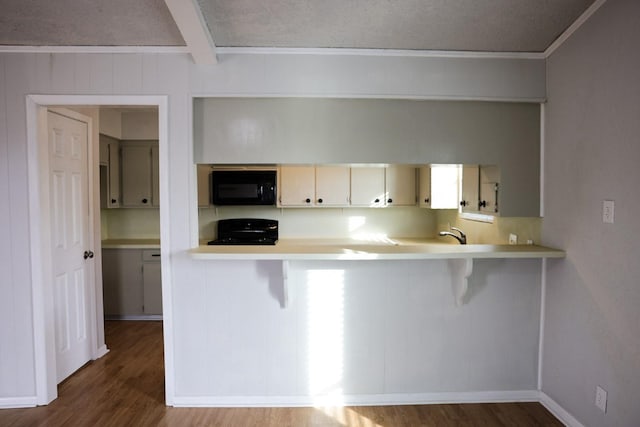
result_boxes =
[164,0,217,65]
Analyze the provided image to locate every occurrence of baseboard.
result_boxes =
[0,396,37,409]
[172,390,539,408]
[94,344,110,359]
[539,392,585,427]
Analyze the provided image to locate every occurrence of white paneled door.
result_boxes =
[48,111,92,383]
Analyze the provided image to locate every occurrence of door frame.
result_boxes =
[26,95,172,405]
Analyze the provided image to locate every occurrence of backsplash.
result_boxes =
[101,208,160,239]
[101,206,540,245]
[199,206,437,240]
[436,210,541,245]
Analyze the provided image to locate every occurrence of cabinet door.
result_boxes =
[418,166,431,208]
[279,166,316,206]
[350,167,385,206]
[107,140,120,208]
[151,144,160,207]
[101,249,143,316]
[315,166,350,206]
[479,165,500,214]
[197,165,212,207]
[460,165,479,212]
[99,135,109,165]
[121,144,152,207]
[385,166,416,206]
[143,261,162,315]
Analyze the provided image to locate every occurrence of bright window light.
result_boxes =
[307,269,345,404]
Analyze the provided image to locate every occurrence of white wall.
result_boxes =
[543,0,640,425]
[121,111,158,140]
[0,51,545,406]
[99,108,121,139]
[194,98,541,216]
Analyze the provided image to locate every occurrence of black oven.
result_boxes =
[210,170,277,205]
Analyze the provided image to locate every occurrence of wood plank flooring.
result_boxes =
[0,321,562,426]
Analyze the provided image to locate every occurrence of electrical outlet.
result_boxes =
[603,200,615,224]
[595,385,607,413]
[509,233,518,245]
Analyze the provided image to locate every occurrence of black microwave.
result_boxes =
[210,170,277,205]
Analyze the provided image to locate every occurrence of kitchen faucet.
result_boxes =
[439,227,467,244]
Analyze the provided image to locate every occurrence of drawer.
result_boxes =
[142,249,161,262]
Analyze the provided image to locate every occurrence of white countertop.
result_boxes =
[101,239,161,249]
[190,238,565,261]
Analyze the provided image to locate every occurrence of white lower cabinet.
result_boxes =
[102,248,162,318]
[142,250,162,315]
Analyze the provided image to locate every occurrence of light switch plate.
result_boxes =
[595,385,607,413]
[603,200,615,224]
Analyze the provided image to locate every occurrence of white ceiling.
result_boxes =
[0,0,597,53]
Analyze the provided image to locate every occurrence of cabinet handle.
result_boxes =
[305,198,311,204]
[460,200,467,207]
[479,200,487,208]
[111,198,116,204]
[142,198,148,204]
[317,198,323,204]
[374,198,380,203]
[424,198,430,203]
[151,254,161,257]
[83,250,94,260]
[387,198,393,203]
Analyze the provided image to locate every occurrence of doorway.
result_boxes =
[26,95,173,406]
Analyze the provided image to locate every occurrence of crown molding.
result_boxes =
[0,45,189,54]
[216,47,546,60]
[544,0,608,58]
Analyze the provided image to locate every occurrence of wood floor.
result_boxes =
[1,321,562,427]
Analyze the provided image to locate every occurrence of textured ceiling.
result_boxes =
[199,0,596,52]
[0,0,596,53]
[0,0,184,46]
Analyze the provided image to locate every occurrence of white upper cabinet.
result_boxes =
[418,166,431,208]
[420,165,460,209]
[151,144,160,207]
[279,166,316,206]
[315,166,350,206]
[99,134,121,208]
[197,164,212,207]
[385,165,416,206]
[350,167,386,207]
[460,165,480,213]
[120,141,158,207]
[479,165,500,214]
[279,165,351,207]
[459,164,500,215]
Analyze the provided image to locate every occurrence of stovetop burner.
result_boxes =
[208,237,278,246]
[207,218,278,246]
